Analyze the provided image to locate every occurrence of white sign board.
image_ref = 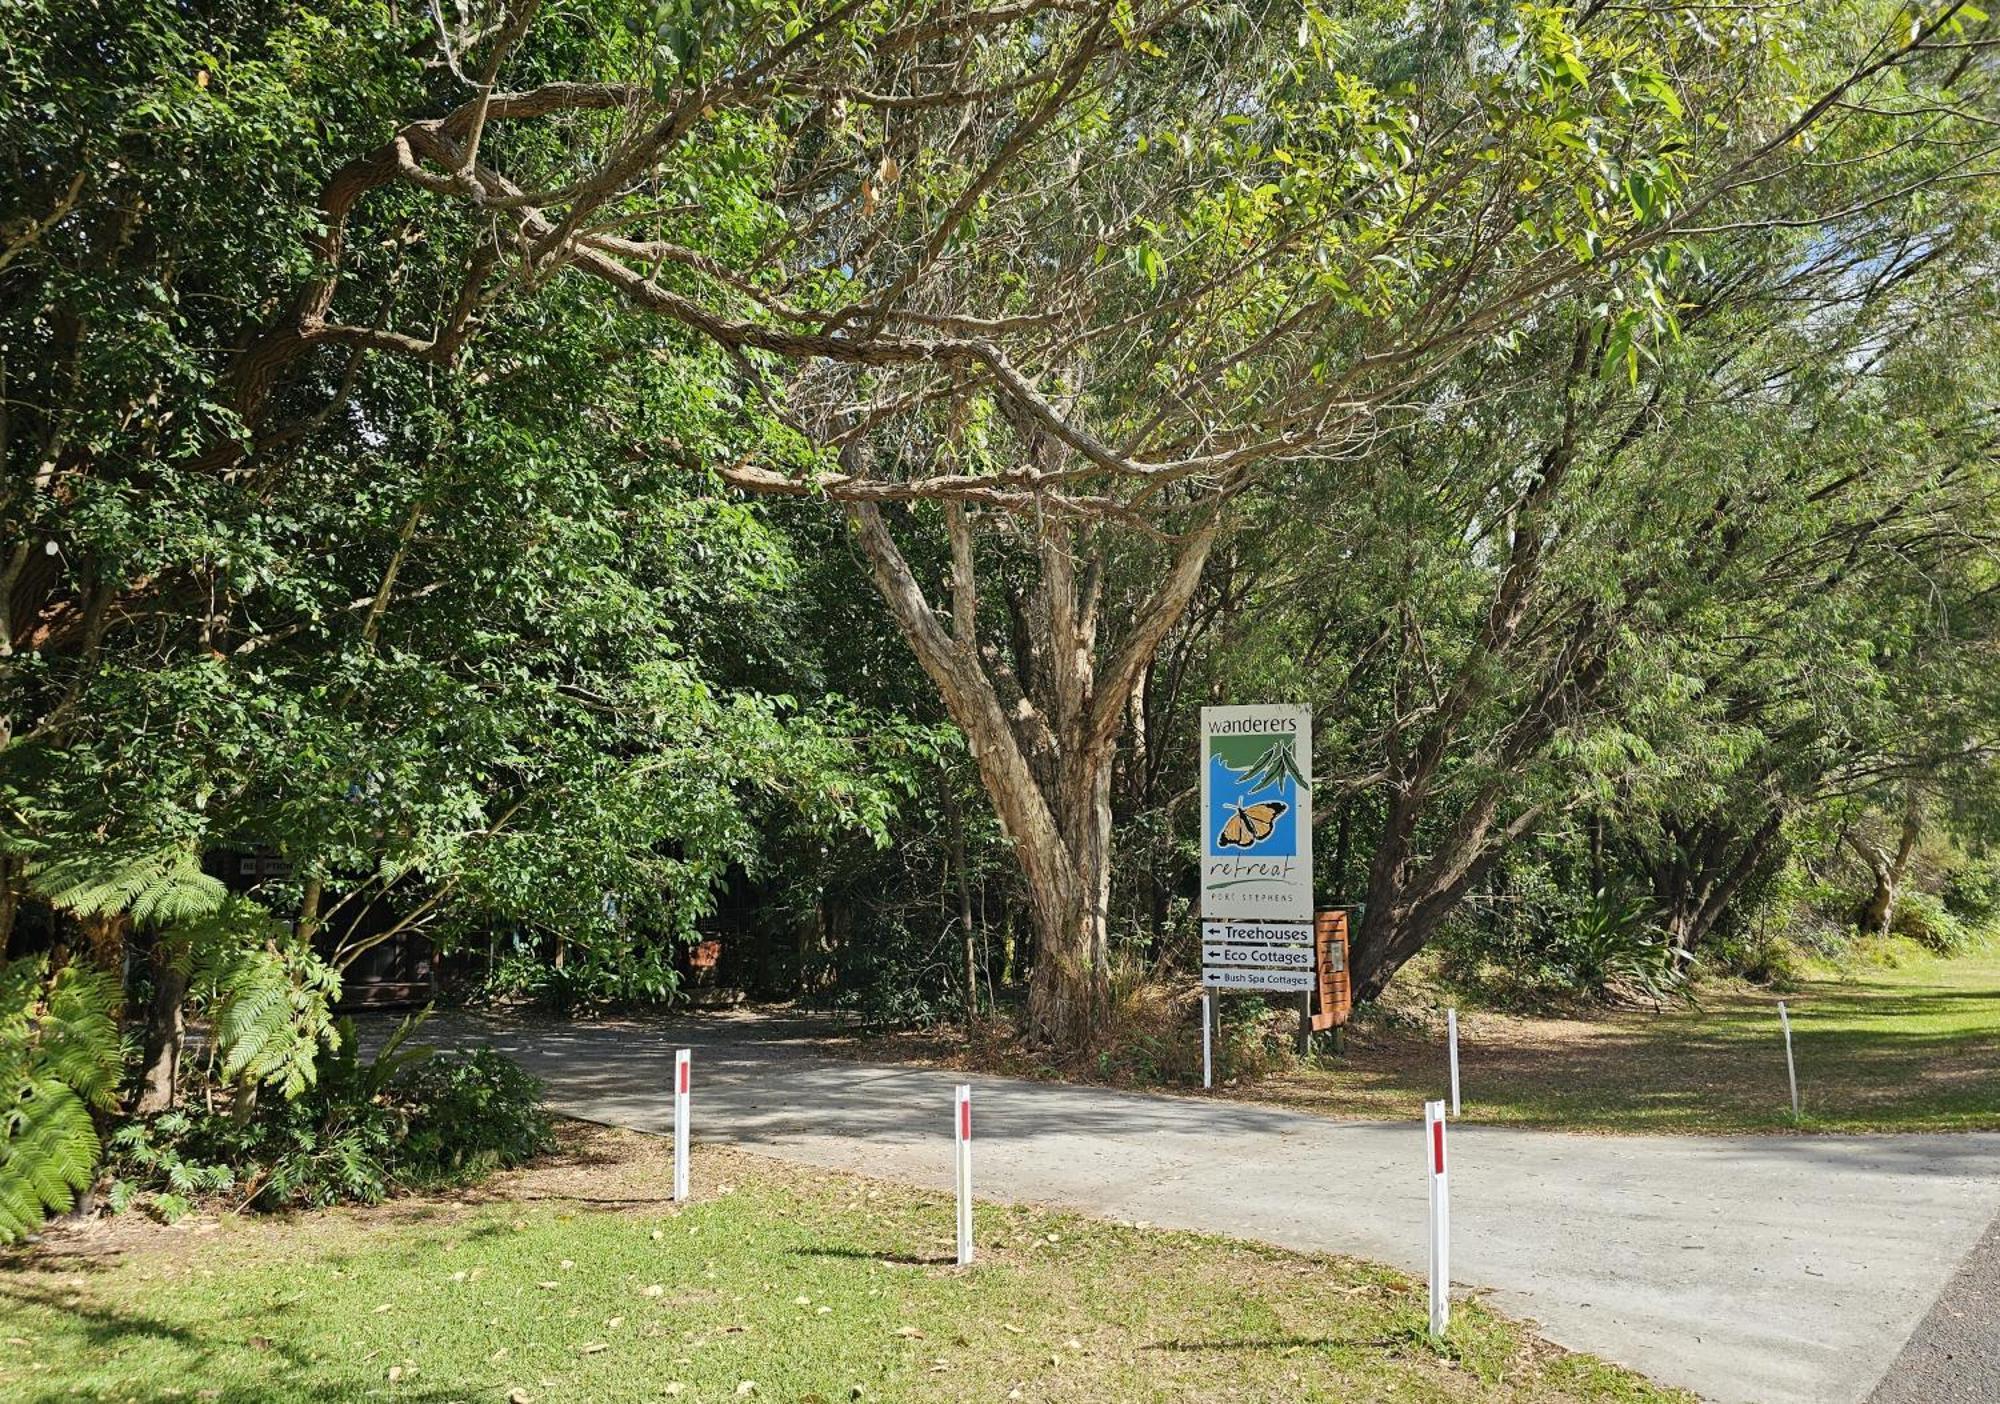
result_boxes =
[1203,944,1313,969]
[1200,705,1312,922]
[1201,919,1315,973]
[1201,967,1315,992]
[1201,919,1312,944]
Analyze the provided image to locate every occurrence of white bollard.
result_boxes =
[954,1083,974,1266]
[1778,1001,1799,1123]
[673,1047,692,1203]
[1424,1098,1450,1336]
[1201,991,1213,1091]
[1447,1008,1461,1119]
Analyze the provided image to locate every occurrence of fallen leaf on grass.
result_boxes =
[537,1281,560,1290]
[643,1284,665,1297]
[579,1342,608,1355]
[736,1382,757,1396]
[507,1390,532,1404]
[606,1316,624,1329]
[488,1348,510,1364]
[1000,1323,1023,1335]
[893,1325,924,1339]
[386,1366,402,1383]
[373,1303,392,1314]
[664,1386,684,1397]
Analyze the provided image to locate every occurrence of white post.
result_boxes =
[954,1083,973,1266]
[1201,991,1213,1090]
[673,1047,691,1202]
[1778,1002,1799,1123]
[1425,1099,1450,1336]
[1447,1008,1461,1119]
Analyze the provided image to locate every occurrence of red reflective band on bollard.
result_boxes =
[1432,1118,1445,1175]
[678,1060,690,1095]
[959,1099,971,1142]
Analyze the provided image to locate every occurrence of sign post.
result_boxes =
[1201,991,1213,1090]
[673,1047,692,1203]
[1447,1008,1461,1119]
[1425,1098,1450,1336]
[953,1083,973,1266]
[1778,1001,1799,1123]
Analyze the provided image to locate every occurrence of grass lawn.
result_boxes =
[0,1124,1687,1404]
[1253,943,2000,1135]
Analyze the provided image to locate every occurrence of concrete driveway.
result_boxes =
[420,1010,2000,1404]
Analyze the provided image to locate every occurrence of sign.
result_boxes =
[1201,966,1315,992]
[1201,919,1311,945]
[1311,910,1351,1032]
[1202,943,1313,970]
[1199,705,1312,921]
[1201,917,1314,991]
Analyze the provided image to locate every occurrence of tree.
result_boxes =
[1175,161,1999,995]
[8,0,1995,1046]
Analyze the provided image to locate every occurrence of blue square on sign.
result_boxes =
[1206,743,1300,858]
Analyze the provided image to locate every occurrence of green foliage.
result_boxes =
[22,842,226,929]
[1942,861,2000,930]
[0,958,123,1242]
[1553,891,1695,1005]
[179,899,341,1099]
[1889,891,1974,956]
[394,1046,555,1183]
[110,1011,551,1213]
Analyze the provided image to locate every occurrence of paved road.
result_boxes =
[423,1011,2000,1404]
[1867,1211,2000,1404]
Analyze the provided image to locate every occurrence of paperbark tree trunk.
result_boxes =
[846,499,1216,1049]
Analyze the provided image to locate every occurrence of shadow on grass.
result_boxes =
[5,1385,473,1404]
[789,1245,956,1267]
[1146,1332,1408,1352]
[0,1279,514,1404]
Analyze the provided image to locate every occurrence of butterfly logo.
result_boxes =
[1217,800,1288,850]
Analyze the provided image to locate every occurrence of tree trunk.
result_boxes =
[942,781,980,1022]
[1848,785,1922,936]
[845,500,1216,1049]
[0,854,20,959]
[133,940,188,1114]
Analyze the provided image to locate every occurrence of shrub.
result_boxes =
[110,1011,553,1214]
[1942,861,2000,930]
[1546,889,1694,1005]
[396,1046,554,1183]
[1889,890,1972,955]
[1707,929,1809,990]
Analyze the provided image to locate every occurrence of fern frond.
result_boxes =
[26,842,225,928]
[0,1079,99,1242]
